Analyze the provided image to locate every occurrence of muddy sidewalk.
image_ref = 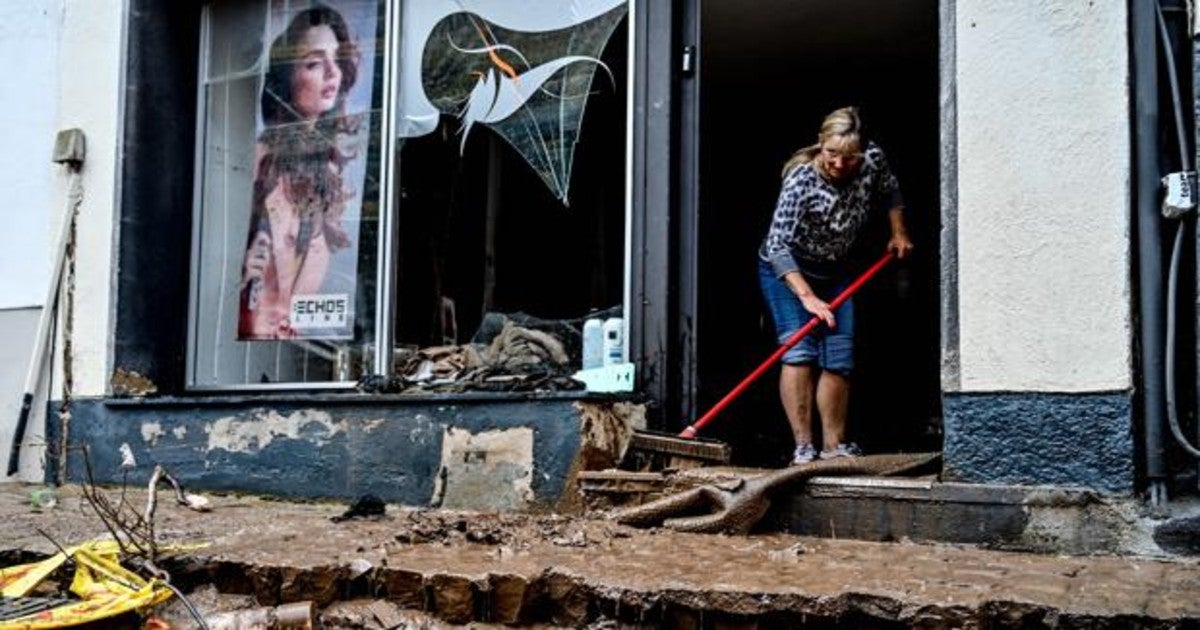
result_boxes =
[2,483,1198,628]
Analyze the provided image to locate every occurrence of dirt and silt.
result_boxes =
[4,484,1200,629]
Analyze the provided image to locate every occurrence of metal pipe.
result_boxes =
[374,0,402,379]
[1133,0,1169,497]
[1193,1,1200,489]
[6,130,86,477]
[1156,1,1200,461]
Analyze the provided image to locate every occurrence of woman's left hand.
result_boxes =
[887,232,914,259]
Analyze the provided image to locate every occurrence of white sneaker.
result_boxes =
[791,443,817,465]
[819,442,863,460]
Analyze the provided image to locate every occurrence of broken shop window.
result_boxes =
[186,0,629,391]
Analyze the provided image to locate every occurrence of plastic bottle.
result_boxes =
[602,317,624,365]
[582,318,604,369]
[30,487,58,511]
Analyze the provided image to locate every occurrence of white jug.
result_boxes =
[602,317,624,366]
[582,318,604,369]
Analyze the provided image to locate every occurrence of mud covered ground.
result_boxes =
[3,483,1200,629]
[0,483,641,560]
[1,484,655,628]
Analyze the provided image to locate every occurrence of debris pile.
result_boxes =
[0,449,216,628]
[609,452,942,534]
[357,310,620,395]
[357,325,581,394]
[0,540,175,628]
[380,509,629,551]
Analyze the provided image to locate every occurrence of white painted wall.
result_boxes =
[2,0,124,482]
[0,2,60,310]
[0,0,62,482]
[54,0,124,398]
[955,1,1131,392]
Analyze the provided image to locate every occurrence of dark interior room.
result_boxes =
[394,19,629,350]
[697,0,942,465]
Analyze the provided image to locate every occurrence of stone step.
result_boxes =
[5,485,1199,628]
[780,476,1199,557]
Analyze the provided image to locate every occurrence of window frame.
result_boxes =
[185,0,392,392]
[183,0,636,392]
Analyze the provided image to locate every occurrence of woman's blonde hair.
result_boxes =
[782,106,865,178]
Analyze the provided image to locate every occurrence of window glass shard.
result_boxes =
[403,2,627,204]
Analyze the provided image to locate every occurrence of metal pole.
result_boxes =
[7,129,86,476]
[1132,0,1168,503]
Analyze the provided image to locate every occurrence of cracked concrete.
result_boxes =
[2,483,1199,628]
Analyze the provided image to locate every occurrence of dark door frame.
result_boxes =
[628,0,701,429]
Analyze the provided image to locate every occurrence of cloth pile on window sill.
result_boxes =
[356,317,586,394]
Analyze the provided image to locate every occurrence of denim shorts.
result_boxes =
[758,259,854,373]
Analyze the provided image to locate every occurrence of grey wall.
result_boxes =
[943,392,1135,494]
[49,395,592,508]
[0,308,46,482]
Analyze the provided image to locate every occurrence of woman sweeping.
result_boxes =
[758,106,913,465]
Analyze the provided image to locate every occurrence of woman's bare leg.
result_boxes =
[780,364,816,445]
[816,371,850,451]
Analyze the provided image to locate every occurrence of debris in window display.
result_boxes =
[357,309,620,394]
[110,367,159,398]
[357,323,581,394]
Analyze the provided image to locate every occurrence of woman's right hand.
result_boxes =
[799,293,836,328]
[242,230,272,285]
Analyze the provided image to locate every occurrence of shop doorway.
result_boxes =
[694,0,941,465]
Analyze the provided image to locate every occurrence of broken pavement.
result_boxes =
[3,484,1198,628]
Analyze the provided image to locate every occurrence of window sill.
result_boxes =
[103,388,638,408]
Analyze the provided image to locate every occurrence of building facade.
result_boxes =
[3,0,1195,513]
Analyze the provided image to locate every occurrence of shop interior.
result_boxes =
[696,0,942,464]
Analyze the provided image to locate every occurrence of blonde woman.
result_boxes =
[758,106,913,465]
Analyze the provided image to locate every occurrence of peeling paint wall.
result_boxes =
[434,427,535,510]
[201,409,354,454]
[51,397,631,509]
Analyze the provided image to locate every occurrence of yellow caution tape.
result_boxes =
[0,540,179,629]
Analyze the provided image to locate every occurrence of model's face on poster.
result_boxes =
[290,25,343,120]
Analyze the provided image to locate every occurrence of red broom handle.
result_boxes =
[679,252,895,439]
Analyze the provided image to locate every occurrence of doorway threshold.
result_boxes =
[782,477,1132,555]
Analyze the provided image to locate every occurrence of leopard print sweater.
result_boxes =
[759,141,903,279]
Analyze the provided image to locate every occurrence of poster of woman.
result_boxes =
[238,1,377,341]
